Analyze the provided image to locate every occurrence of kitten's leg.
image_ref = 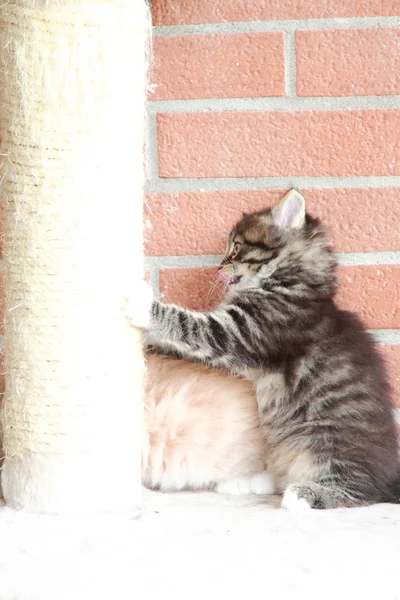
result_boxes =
[281,482,362,510]
[216,471,275,496]
[125,282,283,370]
[215,478,252,496]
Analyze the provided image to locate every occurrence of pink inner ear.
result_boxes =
[273,194,304,229]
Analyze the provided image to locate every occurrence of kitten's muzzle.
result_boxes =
[218,267,241,285]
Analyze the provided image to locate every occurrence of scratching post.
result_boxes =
[0,0,148,514]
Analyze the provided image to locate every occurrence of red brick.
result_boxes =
[146,190,282,257]
[151,33,285,100]
[152,0,399,25]
[337,265,400,329]
[297,28,400,97]
[157,110,400,178]
[160,267,222,310]
[159,264,400,328]
[380,345,400,407]
[145,188,400,256]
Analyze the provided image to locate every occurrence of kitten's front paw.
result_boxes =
[216,478,252,495]
[249,471,275,495]
[281,484,312,511]
[125,281,154,329]
[215,473,275,496]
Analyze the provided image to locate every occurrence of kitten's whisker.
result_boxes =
[207,284,222,305]
[211,279,229,305]
[207,272,221,302]
[207,281,217,301]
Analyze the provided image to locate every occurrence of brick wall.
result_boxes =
[146,1,400,412]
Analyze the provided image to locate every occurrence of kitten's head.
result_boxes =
[218,189,336,297]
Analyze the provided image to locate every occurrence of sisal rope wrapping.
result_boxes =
[0,0,148,513]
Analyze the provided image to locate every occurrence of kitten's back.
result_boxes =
[143,354,265,491]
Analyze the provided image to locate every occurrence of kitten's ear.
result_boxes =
[272,189,305,230]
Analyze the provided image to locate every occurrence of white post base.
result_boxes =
[2,454,143,516]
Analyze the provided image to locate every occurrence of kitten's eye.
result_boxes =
[232,242,242,257]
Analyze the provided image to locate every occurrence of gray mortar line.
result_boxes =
[153,16,400,36]
[145,110,160,181]
[285,31,297,97]
[148,265,160,298]
[395,408,400,423]
[337,252,400,266]
[145,252,400,269]
[147,95,400,113]
[145,176,400,194]
[145,254,221,269]
[371,330,400,345]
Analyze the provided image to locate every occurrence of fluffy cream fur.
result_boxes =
[142,354,268,493]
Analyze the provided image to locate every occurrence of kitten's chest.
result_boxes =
[254,370,315,488]
[255,372,287,417]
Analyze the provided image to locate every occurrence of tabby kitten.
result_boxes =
[131,190,400,510]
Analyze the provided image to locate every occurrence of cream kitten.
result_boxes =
[143,352,273,495]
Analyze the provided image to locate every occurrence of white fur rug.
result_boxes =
[0,490,399,600]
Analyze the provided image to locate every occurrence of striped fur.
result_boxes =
[143,190,400,509]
